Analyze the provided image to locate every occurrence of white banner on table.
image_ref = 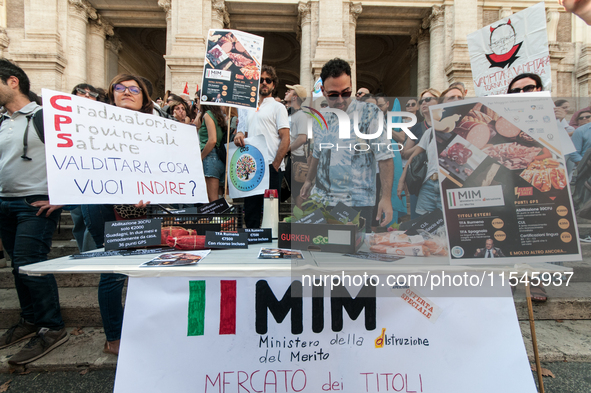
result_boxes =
[115,275,536,393]
[41,89,208,204]
[227,135,270,198]
[468,2,550,96]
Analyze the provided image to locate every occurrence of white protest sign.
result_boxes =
[114,275,536,393]
[468,2,551,96]
[42,89,208,204]
[227,135,270,198]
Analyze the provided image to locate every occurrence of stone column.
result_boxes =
[158,0,173,92]
[105,36,122,86]
[212,0,229,30]
[415,28,430,94]
[88,17,114,89]
[311,0,349,79]
[546,8,560,43]
[348,2,362,92]
[298,1,312,91]
[428,6,446,92]
[10,0,66,90]
[0,0,9,57]
[575,15,591,97]
[499,7,512,19]
[164,0,206,94]
[445,0,477,93]
[67,0,97,89]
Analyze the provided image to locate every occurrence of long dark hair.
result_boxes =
[107,74,154,114]
[199,105,226,130]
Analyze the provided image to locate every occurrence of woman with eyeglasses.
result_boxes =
[80,74,153,356]
[397,88,441,218]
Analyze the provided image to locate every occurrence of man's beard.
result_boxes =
[260,87,272,97]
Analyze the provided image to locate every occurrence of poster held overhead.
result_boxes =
[42,89,208,204]
[201,29,264,110]
[430,95,581,265]
[467,2,551,97]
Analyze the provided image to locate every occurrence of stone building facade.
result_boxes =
[1,0,590,99]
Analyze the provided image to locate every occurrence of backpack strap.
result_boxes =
[21,108,44,161]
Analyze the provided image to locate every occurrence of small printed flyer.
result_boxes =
[430,95,581,264]
[140,250,211,267]
[258,248,304,259]
[200,29,264,109]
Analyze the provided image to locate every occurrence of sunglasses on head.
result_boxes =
[406,102,416,107]
[507,84,538,94]
[579,115,591,121]
[418,97,435,105]
[260,77,273,85]
[326,90,352,100]
[113,84,142,95]
[76,88,99,98]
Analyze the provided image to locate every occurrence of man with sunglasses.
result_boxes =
[506,73,543,94]
[234,65,290,228]
[355,87,370,101]
[0,59,69,364]
[300,58,394,230]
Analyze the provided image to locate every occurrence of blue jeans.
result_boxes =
[70,206,96,252]
[81,204,126,341]
[0,196,64,329]
[416,179,442,216]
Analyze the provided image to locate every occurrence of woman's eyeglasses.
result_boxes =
[76,88,99,98]
[326,91,352,100]
[507,84,538,94]
[418,97,435,105]
[113,84,142,95]
[579,115,591,121]
[406,102,416,107]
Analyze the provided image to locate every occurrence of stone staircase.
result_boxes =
[1,212,591,372]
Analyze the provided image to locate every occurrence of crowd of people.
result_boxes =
[2,53,591,365]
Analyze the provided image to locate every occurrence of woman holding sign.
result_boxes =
[196,104,226,201]
[82,74,154,356]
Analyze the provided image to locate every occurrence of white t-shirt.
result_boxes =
[244,97,290,170]
[417,127,438,183]
[289,109,308,157]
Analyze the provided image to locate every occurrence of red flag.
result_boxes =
[196,84,199,94]
[183,82,189,95]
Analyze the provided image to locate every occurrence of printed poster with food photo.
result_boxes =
[467,2,550,96]
[201,29,264,109]
[430,96,581,265]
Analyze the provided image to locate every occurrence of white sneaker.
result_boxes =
[580,235,591,243]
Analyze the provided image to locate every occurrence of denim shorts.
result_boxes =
[416,178,442,216]
[202,148,225,180]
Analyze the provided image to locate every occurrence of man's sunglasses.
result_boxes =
[113,84,142,95]
[260,77,273,85]
[326,91,353,100]
[406,102,416,107]
[507,84,538,94]
[418,97,436,105]
[76,88,99,98]
[579,115,591,121]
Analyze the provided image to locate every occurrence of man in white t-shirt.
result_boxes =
[285,84,309,207]
[234,65,290,228]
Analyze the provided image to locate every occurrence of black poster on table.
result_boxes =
[104,219,162,251]
[430,96,581,264]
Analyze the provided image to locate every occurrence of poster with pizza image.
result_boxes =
[201,29,264,109]
[467,2,551,97]
[429,95,581,265]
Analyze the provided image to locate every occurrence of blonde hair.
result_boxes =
[419,88,441,99]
